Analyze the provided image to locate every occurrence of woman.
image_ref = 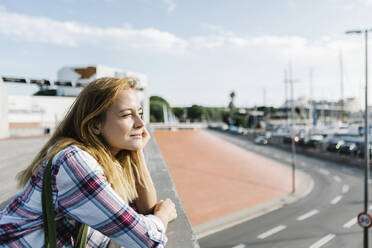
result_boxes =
[0,77,177,247]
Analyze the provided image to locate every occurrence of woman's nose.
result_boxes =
[134,114,144,128]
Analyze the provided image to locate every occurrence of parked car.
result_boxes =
[356,142,372,159]
[339,142,358,156]
[326,139,345,152]
[282,135,292,144]
[254,136,268,145]
[306,135,324,148]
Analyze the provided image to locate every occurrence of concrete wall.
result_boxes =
[145,127,200,247]
[0,77,9,139]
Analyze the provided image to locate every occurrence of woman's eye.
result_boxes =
[122,114,132,118]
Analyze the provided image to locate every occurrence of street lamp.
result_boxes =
[345,28,372,248]
[287,61,299,193]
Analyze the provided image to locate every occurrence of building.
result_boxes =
[280,97,362,124]
[0,77,9,138]
[3,65,150,137]
[56,65,149,123]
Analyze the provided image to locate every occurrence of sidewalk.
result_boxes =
[153,129,312,237]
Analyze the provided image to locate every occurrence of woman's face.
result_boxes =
[97,89,145,155]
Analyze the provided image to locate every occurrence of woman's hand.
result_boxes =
[154,198,177,231]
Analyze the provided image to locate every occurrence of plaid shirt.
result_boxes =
[0,145,167,247]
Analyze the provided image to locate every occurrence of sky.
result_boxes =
[1,0,372,108]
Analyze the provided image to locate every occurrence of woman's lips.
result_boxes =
[130,134,142,139]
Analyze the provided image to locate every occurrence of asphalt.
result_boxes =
[198,130,370,248]
[153,129,314,239]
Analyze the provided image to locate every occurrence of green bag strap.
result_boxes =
[42,160,89,248]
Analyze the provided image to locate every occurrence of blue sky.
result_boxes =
[1,0,372,107]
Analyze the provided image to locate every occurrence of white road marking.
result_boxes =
[342,185,349,194]
[262,150,269,154]
[296,209,319,221]
[309,234,336,248]
[343,217,357,228]
[368,179,372,184]
[330,195,342,204]
[369,205,372,210]
[333,175,342,182]
[319,169,330,175]
[232,244,246,248]
[257,225,286,239]
[273,153,281,159]
[285,157,292,163]
[300,161,307,167]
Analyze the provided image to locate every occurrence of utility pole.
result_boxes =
[288,62,297,193]
[284,70,289,128]
[309,68,314,125]
[339,50,344,122]
[346,28,371,248]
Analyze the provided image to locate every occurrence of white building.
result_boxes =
[5,65,151,136]
[57,65,149,123]
[0,76,9,138]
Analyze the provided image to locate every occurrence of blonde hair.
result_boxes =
[16,77,151,204]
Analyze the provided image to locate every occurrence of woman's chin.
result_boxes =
[123,142,143,151]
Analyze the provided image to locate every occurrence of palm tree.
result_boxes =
[228,91,236,112]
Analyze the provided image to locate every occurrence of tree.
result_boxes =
[228,91,236,113]
[187,105,206,122]
[172,107,187,122]
[150,96,171,122]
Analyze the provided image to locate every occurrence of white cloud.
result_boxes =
[0,6,187,53]
[287,0,296,8]
[163,0,176,12]
[191,28,360,60]
[200,23,234,36]
[343,3,355,10]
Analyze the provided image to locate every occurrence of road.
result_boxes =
[0,137,48,203]
[200,130,370,248]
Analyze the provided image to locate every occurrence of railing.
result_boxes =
[150,122,207,130]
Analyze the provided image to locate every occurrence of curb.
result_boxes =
[193,169,314,239]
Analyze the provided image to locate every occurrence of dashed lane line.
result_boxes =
[342,185,349,194]
[333,175,342,183]
[296,209,319,221]
[309,234,335,248]
[330,195,342,205]
[343,217,357,228]
[273,153,282,159]
[319,169,330,175]
[257,225,286,239]
[232,244,246,248]
[300,161,307,167]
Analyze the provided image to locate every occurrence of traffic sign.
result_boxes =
[358,212,372,229]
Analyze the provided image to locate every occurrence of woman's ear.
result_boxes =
[92,120,102,135]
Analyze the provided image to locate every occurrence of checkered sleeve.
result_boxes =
[54,146,168,247]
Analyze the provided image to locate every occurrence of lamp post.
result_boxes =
[345,28,372,248]
[287,62,299,193]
